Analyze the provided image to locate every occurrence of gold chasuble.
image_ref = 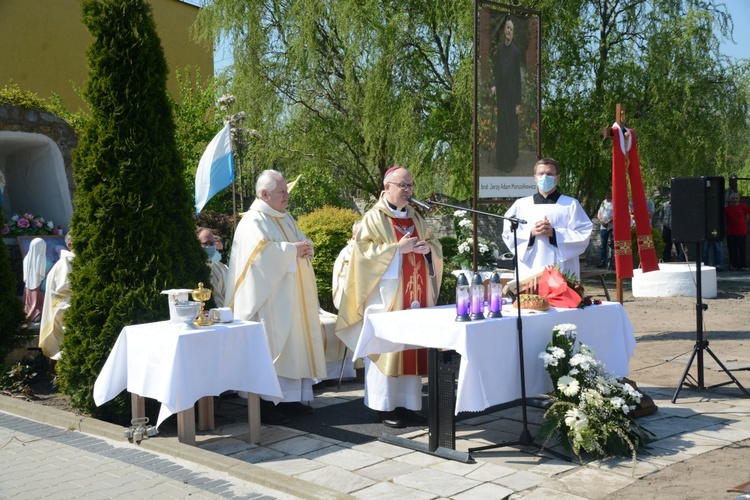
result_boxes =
[335,194,444,377]
[225,199,326,380]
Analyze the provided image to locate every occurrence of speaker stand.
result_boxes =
[672,243,750,403]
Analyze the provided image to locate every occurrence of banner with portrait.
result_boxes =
[475,2,541,199]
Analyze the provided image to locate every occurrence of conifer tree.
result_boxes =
[0,225,28,363]
[57,0,211,420]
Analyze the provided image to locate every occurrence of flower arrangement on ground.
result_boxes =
[538,323,653,462]
[451,210,498,269]
[3,213,54,237]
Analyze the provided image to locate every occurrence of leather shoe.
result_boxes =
[260,400,291,425]
[378,411,405,428]
[396,407,428,424]
[277,401,314,416]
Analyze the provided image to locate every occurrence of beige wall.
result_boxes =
[0,0,213,112]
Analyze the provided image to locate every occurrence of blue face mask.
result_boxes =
[536,174,556,193]
[204,245,217,261]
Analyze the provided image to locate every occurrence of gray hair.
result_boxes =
[255,169,284,197]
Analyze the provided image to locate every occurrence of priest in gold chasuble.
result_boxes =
[336,166,443,428]
[226,170,326,416]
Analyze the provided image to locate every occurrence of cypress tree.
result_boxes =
[57,0,211,420]
[0,223,29,364]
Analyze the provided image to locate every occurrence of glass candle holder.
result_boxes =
[469,272,485,321]
[455,273,471,322]
[488,272,503,318]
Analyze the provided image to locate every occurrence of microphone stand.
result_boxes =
[411,198,569,461]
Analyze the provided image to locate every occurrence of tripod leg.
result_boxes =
[672,345,699,403]
[703,346,750,398]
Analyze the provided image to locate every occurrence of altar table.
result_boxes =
[93,320,282,445]
[355,302,635,415]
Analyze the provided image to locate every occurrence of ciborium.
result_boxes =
[191,282,213,326]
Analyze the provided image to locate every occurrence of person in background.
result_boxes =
[660,191,673,262]
[39,233,74,359]
[597,191,613,268]
[22,237,52,325]
[336,165,443,428]
[502,158,592,280]
[725,192,749,270]
[332,220,362,310]
[197,227,229,307]
[702,240,723,271]
[225,169,326,425]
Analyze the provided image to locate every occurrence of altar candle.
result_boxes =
[456,298,469,316]
[471,295,484,314]
[490,294,501,312]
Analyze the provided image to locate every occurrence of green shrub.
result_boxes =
[440,236,459,272]
[631,227,665,268]
[297,206,361,313]
[57,0,211,423]
[0,233,29,363]
[437,272,458,306]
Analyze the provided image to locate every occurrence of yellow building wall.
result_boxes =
[0,0,213,112]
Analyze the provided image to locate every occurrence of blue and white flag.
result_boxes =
[195,122,234,213]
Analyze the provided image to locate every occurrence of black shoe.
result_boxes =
[260,400,291,425]
[396,407,427,424]
[378,411,405,428]
[277,401,314,416]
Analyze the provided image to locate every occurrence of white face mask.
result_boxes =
[536,174,556,192]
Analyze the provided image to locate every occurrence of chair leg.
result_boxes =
[598,274,611,301]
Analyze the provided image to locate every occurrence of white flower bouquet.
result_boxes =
[537,323,654,462]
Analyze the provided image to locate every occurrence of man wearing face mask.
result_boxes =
[502,158,592,280]
[197,227,229,308]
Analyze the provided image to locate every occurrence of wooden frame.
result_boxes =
[17,235,68,264]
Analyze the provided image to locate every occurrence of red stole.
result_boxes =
[612,125,659,279]
[391,217,428,375]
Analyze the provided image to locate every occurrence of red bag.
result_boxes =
[537,267,582,309]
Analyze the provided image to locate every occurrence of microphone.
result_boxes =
[407,196,432,211]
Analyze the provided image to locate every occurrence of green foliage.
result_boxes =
[439,236,459,270]
[193,0,475,203]
[437,272,458,307]
[0,362,34,395]
[0,81,88,132]
[296,206,361,312]
[0,234,30,363]
[538,0,750,213]
[632,227,665,269]
[57,0,211,422]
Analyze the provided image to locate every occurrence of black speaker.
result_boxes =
[671,176,725,243]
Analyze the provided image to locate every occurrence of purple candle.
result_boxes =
[471,295,484,314]
[456,299,469,316]
[490,294,501,312]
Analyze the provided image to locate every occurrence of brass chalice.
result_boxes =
[191,282,214,327]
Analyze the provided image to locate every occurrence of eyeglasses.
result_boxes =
[200,240,216,247]
[388,182,416,191]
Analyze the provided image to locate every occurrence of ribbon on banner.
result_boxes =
[611,124,659,279]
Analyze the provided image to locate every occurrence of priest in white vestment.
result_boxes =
[225,169,326,424]
[39,234,74,360]
[502,158,592,280]
[336,166,443,428]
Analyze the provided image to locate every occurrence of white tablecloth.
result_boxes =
[355,302,635,414]
[93,320,282,427]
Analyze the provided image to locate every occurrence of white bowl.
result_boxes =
[173,301,201,329]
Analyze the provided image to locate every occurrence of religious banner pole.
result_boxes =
[602,104,626,303]
[602,104,660,303]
